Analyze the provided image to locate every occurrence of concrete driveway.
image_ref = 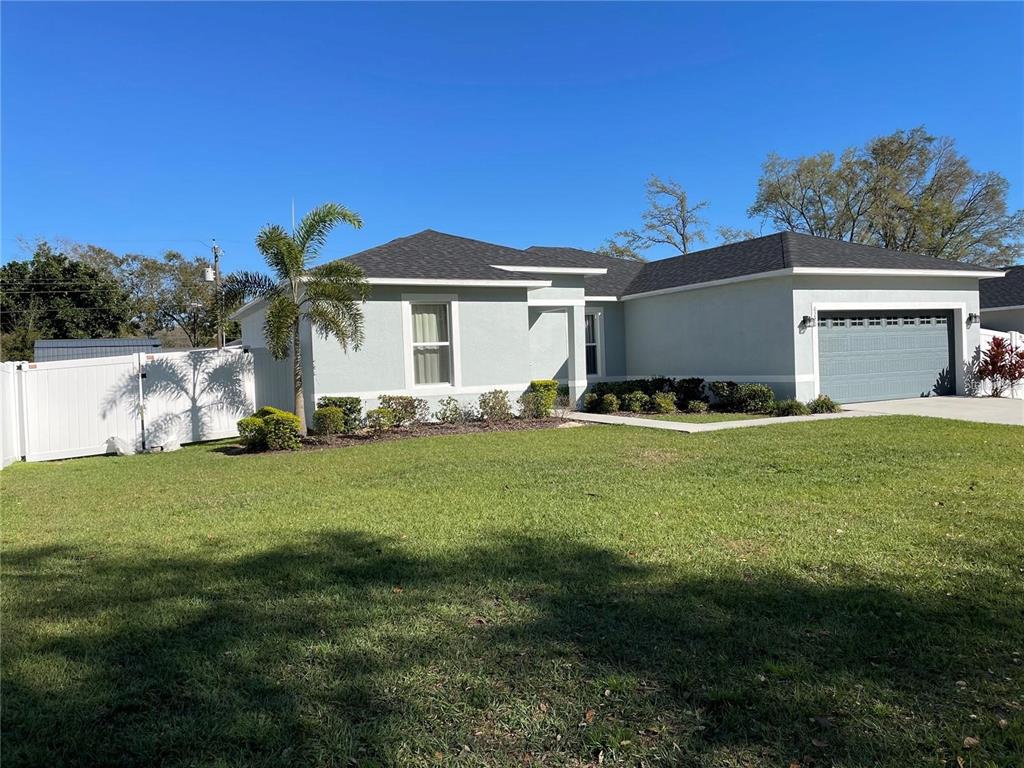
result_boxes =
[844,396,1024,426]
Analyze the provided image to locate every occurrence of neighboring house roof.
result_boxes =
[34,338,162,363]
[324,229,1002,302]
[980,264,1024,309]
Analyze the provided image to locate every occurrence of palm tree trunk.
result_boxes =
[292,320,306,435]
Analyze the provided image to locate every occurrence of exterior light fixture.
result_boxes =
[966,312,981,326]
[800,315,816,330]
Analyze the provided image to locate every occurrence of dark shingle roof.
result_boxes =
[337,229,1000,298]
[338,230,630,294]
[980,264,1024,308]
[621,231,999,296]
[341,230,544,282]
[524,246,645,297]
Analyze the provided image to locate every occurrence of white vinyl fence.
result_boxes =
[971,328,1024,399]
[0,348,254,467]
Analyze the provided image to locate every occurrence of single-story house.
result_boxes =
[980,264,1024,332]
[233,229,1004,420]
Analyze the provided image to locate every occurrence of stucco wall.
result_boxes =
[236,306,315,422]
[981,306,1024,333]
[790,274,983,401]
[587,301,626,379]
[311,286,533,410]
[529,308,569,381]
[623,276,799,397]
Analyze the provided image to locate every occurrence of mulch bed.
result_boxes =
[300,417,574,450]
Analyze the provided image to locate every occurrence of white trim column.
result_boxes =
[567,303,587,406]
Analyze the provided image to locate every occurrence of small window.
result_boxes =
[901,317,916,326]
[831,318,847,328]
[919,317,933,325]
[584,313,599,375]
[935,316,947,325]
[850,318,865,327]
[868,317,882,326]
[818,318,829,328]
[411,303,451,385]
[885,317,899,326]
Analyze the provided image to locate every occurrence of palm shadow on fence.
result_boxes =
[102,350,252,447]
[4,531,1020,767]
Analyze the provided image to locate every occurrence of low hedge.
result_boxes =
[526,380,559,418]
[316,396,361,433]
[237,406,302,451]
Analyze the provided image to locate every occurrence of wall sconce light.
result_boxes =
[800,315,816,330]
[966,312,981,326]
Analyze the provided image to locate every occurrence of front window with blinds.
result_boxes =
[411,303,451,385]
[585,313,598,375]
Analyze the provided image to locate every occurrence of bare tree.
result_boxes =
[607,176,710,257]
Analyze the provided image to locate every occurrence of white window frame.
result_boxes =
[401,293,462,391]
[584,308,604,378]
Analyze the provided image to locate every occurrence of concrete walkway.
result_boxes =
[844,396,1024,426]
[566,410,869,433]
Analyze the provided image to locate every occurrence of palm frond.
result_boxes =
[294,203,363,262]
[255,224,302,282]
[221,271,281,308]
[263,295,299,360]
[307,261,371,299]
[307,297,364,352]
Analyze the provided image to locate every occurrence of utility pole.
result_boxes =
[211,239,225,348]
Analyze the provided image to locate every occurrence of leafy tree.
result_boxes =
[716,226,758,244]
[0,241,134,361]
[749,127,1024,265]
[594,241,645,262]
[75,245,236,347]
[605,175,709,257]
[223,203,369,434]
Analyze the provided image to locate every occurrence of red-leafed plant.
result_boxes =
[977,336,1024,397]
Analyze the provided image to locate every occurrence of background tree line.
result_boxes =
[0,241,238,361]
[601,126,1024,265]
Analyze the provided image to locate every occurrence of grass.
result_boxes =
[641,411,763,423]
[3,417,1023,767]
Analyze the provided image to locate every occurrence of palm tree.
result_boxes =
[224,203,369,434]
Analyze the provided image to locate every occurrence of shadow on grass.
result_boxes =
[4,532,1021,767]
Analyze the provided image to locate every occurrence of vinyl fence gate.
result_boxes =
[0,347,254,467]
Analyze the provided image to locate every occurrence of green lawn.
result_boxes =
[3,417,1022,767]
[641,411,763,423]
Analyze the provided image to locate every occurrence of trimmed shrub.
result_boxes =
[734,383,776,414]
[651,391,676,413]
[237,407,301,451]
[774,398,811,417]
[316,396,361,432]
[596,393,620,414]
[478,389,514,421]
[378,395,427,426]
[262,412,302,450]
[674,377,706,409]
[582,392,599,412]
[365,407,398,432]
[685,400,709,414]
[808,394,842,414]
[237,416,265,449]
[518,391,548,419]
[312,406,349,436]
[708,381,739,410]
[527,380,559,417]
[621,390,650,413]
[434,396,477,424]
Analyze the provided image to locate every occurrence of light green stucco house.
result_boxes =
[233,230,1005,421]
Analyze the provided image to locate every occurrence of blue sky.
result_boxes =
[2,2,1022,271]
